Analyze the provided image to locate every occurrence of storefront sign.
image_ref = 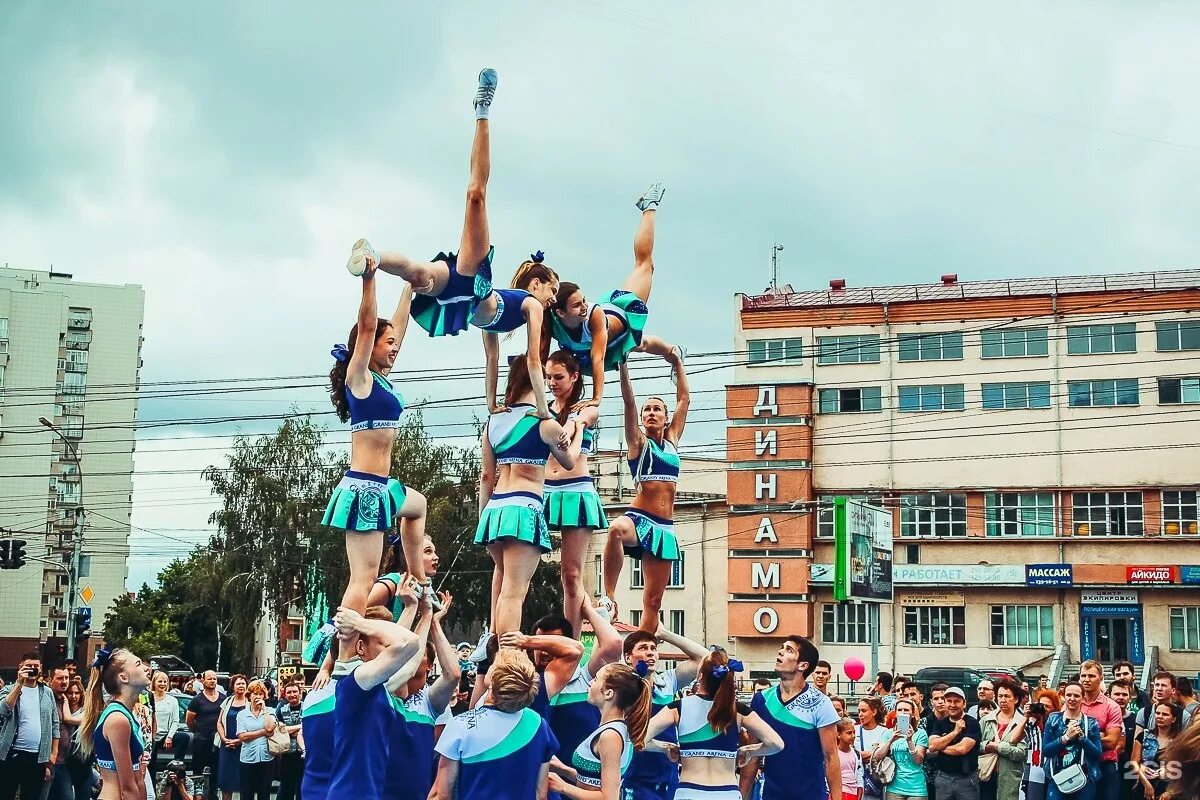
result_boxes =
[1126,566,1175,585]
[1181,566,1200,585]
[1026,564,1073,587]
[892,564,1025,585]
[898,591,965,607]
[1080,589,1138,605]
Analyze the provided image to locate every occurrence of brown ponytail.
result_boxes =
[603,664,654,751]
[546,350,585,425]
[503,354,535,410]
[329,318,393,422]
[77,648,133,757]
[700,650,739,733]
[511,260,557,290]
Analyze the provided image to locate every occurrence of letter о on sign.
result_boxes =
[753,607,779,634]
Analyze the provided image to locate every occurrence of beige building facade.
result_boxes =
[0,267,144,664]
[726,269,1200,678]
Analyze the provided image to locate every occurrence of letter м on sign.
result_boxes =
[752,562,781,589]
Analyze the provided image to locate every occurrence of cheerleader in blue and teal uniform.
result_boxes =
[77,647,152,800]
[600,353,689,633]
[476,356,581,638]
[548,183,682,410]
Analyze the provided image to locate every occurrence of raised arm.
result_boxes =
[500,631,583,698]
[581,595,622,679]
[335,606,420,690]
[619,362,642,456]
[645,704,680,741]
[386,596,433,693]
[483,333,506,414]
[427,595,462,713]
[347,263,380,391]
[387,283,413,357]
[655,624,708,684]
[665,352,689,442]
[523,301,552,419]
[479,421,497,513]
[583,307,608,408]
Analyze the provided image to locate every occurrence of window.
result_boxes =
[1158,377,1200,405]
[1162,491,1199,536]
[1066,323,1136,355]
[1068,379,1139,407]
[0,364,5,389]
[901,493,967,537]
[1156,321,1200,352]
[898,332,964,362]
[63,414,84,440]
[669,551,685,587]
[985,493,1055,536]
[0,317,7,338]
[991,605,1054,647]
[629,610,642,628]
[817,335,881,364]
[982,382,1052,410]
[818,387,882,413]
[79,555,91,578]
[630,559,644,589]
[748,338,803,366]
[822,603,871,644]
[669,610,685,636]
[1072,491,1143,536]
[904,606,965,645]
[1170,607,1200,651]
[898,384,965,412]
[65,351,88,373]
[58,482,81,506]
[61,372,86,395]
[816,494,886,539]
[981,327,1049,358]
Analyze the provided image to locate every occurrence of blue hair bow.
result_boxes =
[634,660,650,678]
[91,647,111,670]
[711,659,744,680]
[728,659,744,672]
[331,344,349,363]
[530,250,545,263]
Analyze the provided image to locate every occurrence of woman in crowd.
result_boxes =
[235,680,277,800]
[872,697,928,800]
[215,675,248,800]
[543,349,607,635]
[600,355,688,632]
[62,677,95,800]
[829,696,847,719]
[1132,701,1183,799]
[476,357,578,637]
[855,698,889,800]
[432,648,559,800]
[836,719,863,800]
[149,672,181,781]
[1042,682,1101,800]
[980,679,1031,800]
[78,647,152,800]
[640,651,783,800]
[548,182,680,409]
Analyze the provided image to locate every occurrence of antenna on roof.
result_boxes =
[770,243,784,293]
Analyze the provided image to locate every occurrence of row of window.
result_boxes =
[628,608,687,636]
[815,490,1199,538]
[824,604,1200,651]
[817,376,1199,413]
[748,320,1200,366]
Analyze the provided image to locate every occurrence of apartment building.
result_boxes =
[0,267,145,664]
[727,269,1200,676]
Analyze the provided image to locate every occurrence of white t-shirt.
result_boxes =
[14,686,42,753]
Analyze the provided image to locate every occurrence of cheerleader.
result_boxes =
[77,648,152,800]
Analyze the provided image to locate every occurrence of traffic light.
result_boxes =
[9,540,27,569]
[76,607,92,638]
[0,540,9,569]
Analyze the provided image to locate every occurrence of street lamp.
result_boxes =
[39,416,85,660]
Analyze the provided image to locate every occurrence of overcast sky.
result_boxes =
[2,1,1198,588]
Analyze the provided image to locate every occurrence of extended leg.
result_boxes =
[559,528,591,636]
[494,540,541,635]
[487,542,505,626]
[374,249,448,296]
[457,69,497,276]
[640,555,672,635]
[602,516,637,617]
[619,182,664,303]
[339,530,383,659]
[396,490,429,583]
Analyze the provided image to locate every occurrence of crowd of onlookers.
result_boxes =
[754,659,1200,800]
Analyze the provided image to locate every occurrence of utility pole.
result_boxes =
[39,417,84,660]
[770,243,784,293]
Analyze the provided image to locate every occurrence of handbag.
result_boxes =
[213,698,233,748]
[266,714,292,756]
[1049,714,1090,796]
[859,727,893,794]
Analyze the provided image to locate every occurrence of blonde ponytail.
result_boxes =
[76,648,132,757]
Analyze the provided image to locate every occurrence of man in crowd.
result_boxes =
[967,679,994,719]
[1038,674,1049,692]
[812,660,832,696]
[872,672,896,711]
[44,665,74,800]
[0,653,60,800]
[185,670,225,782]
[1135,671,1177,735]
[926,687,981,800]
[1107,679,1138,800]
[62,662,77,684]
[753,677,772,694]
[1079,660,1124,800]
[1175,676,1198,727]
[748,636,841,800]
[275,680,304,800]
[921,683,949,798]
[1112,661,1149,717]
[927,683,949,726]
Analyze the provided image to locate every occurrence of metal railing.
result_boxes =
[1047,642,1070,687]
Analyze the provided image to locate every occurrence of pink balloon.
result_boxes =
[843,657,866,682]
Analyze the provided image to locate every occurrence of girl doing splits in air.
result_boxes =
[477,357,580,638]
[549,183,681,409]
[346,69,557,420]
[601,354,689,631]
[544,350,608,636]
[325,260,428,661]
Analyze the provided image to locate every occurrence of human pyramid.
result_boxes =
[70,69,836,800]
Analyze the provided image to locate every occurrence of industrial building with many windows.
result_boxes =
[725,268,1200,678]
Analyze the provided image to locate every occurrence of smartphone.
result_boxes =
[896,713,911,734]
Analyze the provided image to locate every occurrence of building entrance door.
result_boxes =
[1093,617,1131,663]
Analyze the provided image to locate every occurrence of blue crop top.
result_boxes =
[628,436,680,484]
[93,701,145,771]
[487,405,550,465]
[346,372,405,432]
[670,695,751,759]
[478,288,530,334]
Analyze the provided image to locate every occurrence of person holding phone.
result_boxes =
[155,761,194,800]
[0,652,61,800]
[873,698,928,800]
[1042,682,1102,800]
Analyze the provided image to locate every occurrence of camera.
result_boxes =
[167,760,186,779]
[25,665,40,678]
[1029,702,1046,715]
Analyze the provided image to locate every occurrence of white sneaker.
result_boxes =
[596,595,616,623]
[474,68,498,116]
[347,238,379,277]
[421,579,444,611]
[468,626,491,664]
[635,182,666,212]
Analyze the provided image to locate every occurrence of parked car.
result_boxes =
[979,667,1030,687]
[912,667,991,701]
[151,690,196,773]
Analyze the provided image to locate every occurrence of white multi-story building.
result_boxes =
[0,267,144,665]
